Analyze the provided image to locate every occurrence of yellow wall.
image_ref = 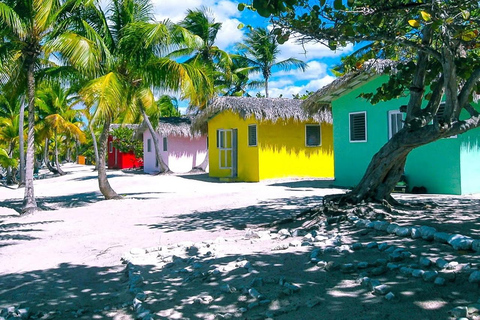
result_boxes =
[258,119,334,180]
[208,110,334,182]
[208,110,260,181]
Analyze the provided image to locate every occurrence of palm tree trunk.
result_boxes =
[97,118,121,199]
[18,96,25,186]
[265,77,269,98]
[90,123,99,171]
[22,63,37,214]
[139,106,170,173]
[54,130,66,175]
[44,138,59,174]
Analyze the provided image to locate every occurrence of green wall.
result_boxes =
[332,75,479,195]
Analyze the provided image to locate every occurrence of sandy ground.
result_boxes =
[0,164,479,320]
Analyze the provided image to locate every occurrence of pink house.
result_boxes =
[140,117,208,174]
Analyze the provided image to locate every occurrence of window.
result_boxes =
[248,125,257,146]
[349,112,367,142]
[305,125,321,146]
[147,139,151,152]
[388,110,404,139]
[163,137,168,151]
[109,141,113,153]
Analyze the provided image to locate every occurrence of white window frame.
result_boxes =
[349,111,367,143]
[388,110,404,140]
[248,124,257,147]
[147,138,152,152]
[305,124,321,147]
[163,137,168,151]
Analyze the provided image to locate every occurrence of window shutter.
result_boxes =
[248,125,257,146]
[306,125,321,146]
[163,137,168,151]
[350,112,366,141]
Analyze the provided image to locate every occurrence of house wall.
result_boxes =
[208,110,260,181]
[257,118,334,180]
[332,75,469,195]
[208,110,334,182]
[143,129,208,174]
[460,129,480,194]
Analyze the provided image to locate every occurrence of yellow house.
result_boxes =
[200,96,334,182]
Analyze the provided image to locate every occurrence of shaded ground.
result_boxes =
[0,164,479,319]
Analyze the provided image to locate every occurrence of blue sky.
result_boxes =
[151,0,354,110]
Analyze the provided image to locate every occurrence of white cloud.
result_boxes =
[215,18,244,50]
[277,37,354,61]
[273,60,329,81]
[265,75,336,98]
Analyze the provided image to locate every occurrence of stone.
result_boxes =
[419,257,432,268]
[449,306,468,318]
[317,261,328,269]
[248,288,264,300]
[434,277,446,286]
[436,258,449,269]
[396,227,411,237]
[385,246,396,254]
[324,246,339,254]
[135,292,147,301]
[325,261,340,271]
[468,271,480,283]
[411,269,425,278]
[272,244,289,251]
[422,270,438,282]
[420,226,437,241]
[378,243,389,251]
[401,251,413,259]
[387,263,400,271]
[341,263,356,273]
[389,251,404,262]
[373,284,390,295]
[367,279,382,291]
[385,292,395,301]
[399,267,413,276]
[303,233,314,241]
[16,308,30,320]
[283,282,301,292]
[366,242,378,249]
[371,266,387,276]
[446,261,459,270]
[433,232,450,244]
[278,229,291,237]
[374,221,390,231]
[351,242,364,250]
[472,240,480,252]
[448,234,474,251]
[438,271,456,282]
[357,262,369,269]
[375,258,388,266]
[467,304,480,314]
[306,298,322,308]
[355,219,369,228]
[386,223,399,234]
[410,227,422,239]
[292,229,308,237]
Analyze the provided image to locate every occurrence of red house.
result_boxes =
[107,125,143,169]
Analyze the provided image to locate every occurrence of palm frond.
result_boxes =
[0,3,26,38]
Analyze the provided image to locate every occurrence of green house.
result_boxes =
[306,70,480,195]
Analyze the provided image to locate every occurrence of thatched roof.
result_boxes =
[109,124,139,132]
[303,59,399,114]
[192,96,332,134]
[137,117,201,138]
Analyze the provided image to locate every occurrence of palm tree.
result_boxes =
[0,95,22,184]
[80,0,211,199]
[0,0,104,214]
[236,27,308,98]
[36,82,86,175]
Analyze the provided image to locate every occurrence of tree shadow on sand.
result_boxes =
[0,263,132,319]
[146,195,325,232]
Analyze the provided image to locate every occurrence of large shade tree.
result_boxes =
[0,0,104,213]
[236,27,307,98]
[246,0,480,205]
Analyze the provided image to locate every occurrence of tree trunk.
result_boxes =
[18,96,25,186]
[325,126,445,206]
[140,107,170,173]
[44,138,59,174]
[97,119,121,199]
[90,123,99,171]
[53,130,66,175]
[22,63,37,214]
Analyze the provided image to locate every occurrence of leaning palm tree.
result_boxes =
[81,0,212,199]
[236,27,308,98]
[0,0,104,214]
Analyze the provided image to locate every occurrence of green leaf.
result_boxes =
[237,23,244,29]
[238,3,245,11]
[334,0,343,10]
[320,0,326,6]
